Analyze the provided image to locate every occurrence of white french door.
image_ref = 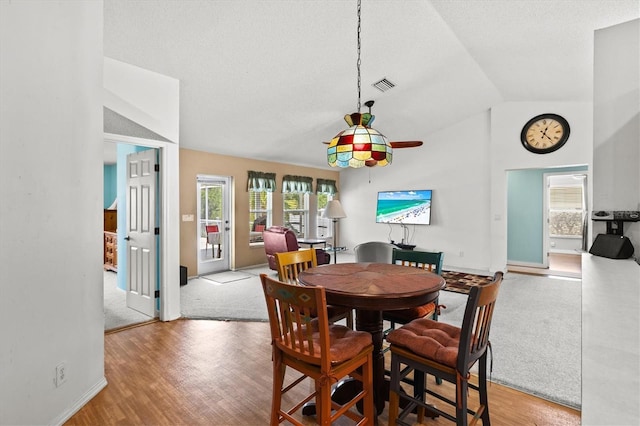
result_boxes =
[197,175,231,275]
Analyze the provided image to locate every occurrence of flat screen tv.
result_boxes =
[375,190,432,225]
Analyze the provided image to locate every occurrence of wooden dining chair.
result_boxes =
[383,249,445,334]
[259,274,375,425]
[275,249,354,329]
[386,272,503,426]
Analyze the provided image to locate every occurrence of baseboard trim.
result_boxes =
[507,260,546,268]
[51,376,108,426]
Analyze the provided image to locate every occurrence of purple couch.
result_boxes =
[263,226,330,270]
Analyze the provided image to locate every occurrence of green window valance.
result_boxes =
[282,175,313,193]
[316,178,338,195]
[247,171,276,192]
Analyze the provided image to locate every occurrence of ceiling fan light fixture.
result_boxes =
[327,114,393,168]
[327,0,393,169]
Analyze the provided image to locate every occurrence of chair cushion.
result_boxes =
[326,325,372,364]
[386,317,461,368]
[288,323,372,364]
[383,302,436,323]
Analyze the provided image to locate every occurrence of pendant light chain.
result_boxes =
[356,0,362,113]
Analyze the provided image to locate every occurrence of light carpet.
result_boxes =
[181,266,272,321]
[201,270,252,284]
[438,273,581,409]
[104,270,154,331]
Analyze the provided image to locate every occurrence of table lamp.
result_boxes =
[323,200,347,248]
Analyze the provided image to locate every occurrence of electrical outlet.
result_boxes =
[55,362,67,387]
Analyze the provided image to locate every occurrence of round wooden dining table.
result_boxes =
[298,262,445,415]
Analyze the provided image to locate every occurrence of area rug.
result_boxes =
[201,271,252,284]
[441,270,493,294]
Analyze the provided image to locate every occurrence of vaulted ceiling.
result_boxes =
[104,0,639,169]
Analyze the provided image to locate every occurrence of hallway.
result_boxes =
[507,252,582,278]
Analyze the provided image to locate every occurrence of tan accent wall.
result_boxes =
[179,148,340,275]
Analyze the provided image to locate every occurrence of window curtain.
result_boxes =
[247,171,276,192]
[316,178,338,195]
[282,175,313,193]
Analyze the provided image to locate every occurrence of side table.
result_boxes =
[325,246,346,264]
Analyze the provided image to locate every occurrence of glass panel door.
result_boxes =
[197,175,231,275]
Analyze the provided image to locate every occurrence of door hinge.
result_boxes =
[155,227,160,235]
[155,290,160,298]
[155,164,160,172]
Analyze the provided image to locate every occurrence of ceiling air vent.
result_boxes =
[372,78,395,92]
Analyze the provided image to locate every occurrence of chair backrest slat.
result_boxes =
[458,271,503,371]
[392,249,444,275]
[275,249,318,284]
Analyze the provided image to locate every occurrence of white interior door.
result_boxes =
[126,149,157,316]
[197,175,231,275]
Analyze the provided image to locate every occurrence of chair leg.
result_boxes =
[346,310,354,329]
[271,352,285,425]
[456,372,469,426]
[316,378,332,425]
[414,369,426,423]
[388,353,401,426]
[362,352,375,423]
[388,390,399,426]
[478,353,490,425]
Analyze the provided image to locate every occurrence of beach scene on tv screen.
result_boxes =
[376,190,432,224]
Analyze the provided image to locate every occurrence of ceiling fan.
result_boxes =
[324,100,423,167]
[363,100,423,149]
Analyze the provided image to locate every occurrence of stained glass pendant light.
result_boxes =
[327,0,393,168]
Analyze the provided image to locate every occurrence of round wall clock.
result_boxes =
[520,113,570,154]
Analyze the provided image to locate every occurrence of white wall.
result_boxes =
[0,2,106,425]
[340,111,493,272]
[593,18,640,256]
[490,102,593,271]
[340,101,593,273]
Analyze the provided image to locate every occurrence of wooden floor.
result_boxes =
[508,252,582,278]
[66,319,581,425]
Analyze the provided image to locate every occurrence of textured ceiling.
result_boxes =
[104,0,639,169]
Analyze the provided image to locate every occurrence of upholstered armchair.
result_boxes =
[263,226,330,270]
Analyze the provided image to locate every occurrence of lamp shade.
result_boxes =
[327,113,393,168]
[323,200,347,219]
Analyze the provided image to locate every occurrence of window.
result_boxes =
[249,190,271,243]
[549,185,583,237]
[282,175,313,238]
[316,178,338,239]
[248,171,276,244]
[316,192,333,239]
[283,192,309,237]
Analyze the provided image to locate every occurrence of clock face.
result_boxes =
[520,114,570,154]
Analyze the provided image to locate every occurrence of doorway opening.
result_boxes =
[103,133,181,330]
[103,142,158,330]
[197,175,232,276]
[506,167,588,279]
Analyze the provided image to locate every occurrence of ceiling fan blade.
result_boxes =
[323,141,423,148]
[390,141,423,148]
